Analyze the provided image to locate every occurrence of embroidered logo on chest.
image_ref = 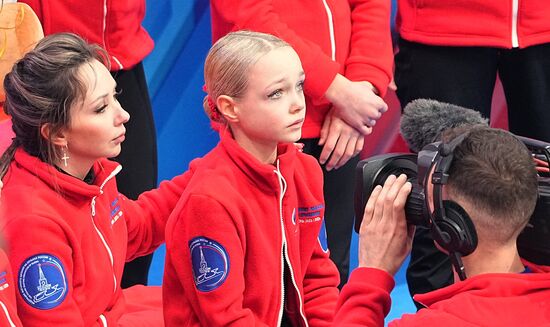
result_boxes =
[297,204,324,223]
[18,254,68,310]
[189,237,230,292]
[110,197,123,226]
[0,271,9,291]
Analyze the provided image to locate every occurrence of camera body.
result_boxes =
[354,153,427,229]
[354,135,550,265]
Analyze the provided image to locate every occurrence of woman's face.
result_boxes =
[62,59,129,170]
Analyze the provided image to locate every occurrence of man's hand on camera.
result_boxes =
[358,174,415,276]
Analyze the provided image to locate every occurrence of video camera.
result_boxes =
[354,135,550,265]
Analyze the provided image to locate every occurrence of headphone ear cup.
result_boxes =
[441,200,478,255]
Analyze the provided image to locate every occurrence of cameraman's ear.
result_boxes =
[217,95,239,123]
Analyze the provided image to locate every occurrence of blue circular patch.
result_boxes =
[18,254,68,310]
[189,237,230,292]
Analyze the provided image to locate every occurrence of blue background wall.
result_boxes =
[141,0,416,323]
[141,0,215,288]
[143,1,217,183]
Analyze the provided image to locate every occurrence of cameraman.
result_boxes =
[334,127,550,326]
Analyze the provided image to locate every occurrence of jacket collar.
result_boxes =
[217,128,297,193]
[414,262,550,307]
[13,148,121,199]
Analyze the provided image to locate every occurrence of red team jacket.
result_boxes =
[0,250,22,327]
[0,149,191,326]
[334,261,550,326]
[210,0,393,138]
[163,131,340,326]
[20,0,153,70]
[397,0,550,48]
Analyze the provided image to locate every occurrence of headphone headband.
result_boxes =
[422,132,478,281]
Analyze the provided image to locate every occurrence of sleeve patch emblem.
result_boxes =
[18,254,68,310]
[189,237,230,292]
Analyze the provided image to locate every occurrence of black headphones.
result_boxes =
[419,133,478,280]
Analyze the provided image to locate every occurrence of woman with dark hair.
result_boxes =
[20,0,160,288]
[0,32,190,326]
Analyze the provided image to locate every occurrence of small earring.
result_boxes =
[61,145,70,167]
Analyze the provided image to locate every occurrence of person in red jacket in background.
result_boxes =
[0,247,21,327]
[20,0,159,288]
[0,33,193,326]
[334,127,550,326]
[394,0,550,303]
[209,0,393,287]
[0,180,22,327]
[163,30,340,326]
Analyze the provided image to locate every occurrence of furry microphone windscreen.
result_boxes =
[400,99,489,153]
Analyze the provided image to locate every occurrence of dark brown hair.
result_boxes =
[0,32,109,178]
[444,126,538,243]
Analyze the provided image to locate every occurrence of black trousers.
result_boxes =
[112,62,158,288]
[395,38,550,142]
[395,38,550,307]
[300,139,359,288]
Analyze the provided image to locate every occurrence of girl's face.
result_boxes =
[231,46,305,155]
[62,59,129,172]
